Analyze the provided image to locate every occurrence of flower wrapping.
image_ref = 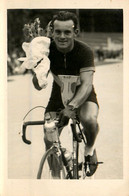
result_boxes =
[18,36,51,89]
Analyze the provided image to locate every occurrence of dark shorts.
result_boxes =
[45,81,99,113]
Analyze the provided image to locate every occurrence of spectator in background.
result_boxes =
[96,46,104,61]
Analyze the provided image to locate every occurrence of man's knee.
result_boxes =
[78,101,99,130]
[80,113,98,128]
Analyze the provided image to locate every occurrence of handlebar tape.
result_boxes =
[22,120,45,145]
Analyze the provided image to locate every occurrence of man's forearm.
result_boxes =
[68,83,92,109]
[32,73,42,90]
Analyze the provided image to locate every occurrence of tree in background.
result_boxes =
[7,9,123,75]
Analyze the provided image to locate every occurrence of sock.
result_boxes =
[84,145,95,156]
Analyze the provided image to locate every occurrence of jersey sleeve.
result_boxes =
[78,44,95,73]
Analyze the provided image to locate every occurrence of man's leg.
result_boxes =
[44,112,57,150]
[78,101,99,176]
[78,101,99,149]
[44,111,64,150]
[43,112,64,178]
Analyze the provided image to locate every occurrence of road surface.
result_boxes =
[8,60,123,179]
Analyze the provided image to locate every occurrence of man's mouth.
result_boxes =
[58,41,67,44]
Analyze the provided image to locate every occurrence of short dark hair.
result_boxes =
[51,11,78,31]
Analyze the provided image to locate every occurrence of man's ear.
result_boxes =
[74,29,79,37]
[51,31,54,39]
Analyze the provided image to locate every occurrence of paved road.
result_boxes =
[8,61,123,179]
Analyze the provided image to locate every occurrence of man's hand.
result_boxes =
[58,105,77,128]
[32,73,42,90]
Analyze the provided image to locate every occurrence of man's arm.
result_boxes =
[68,70,94,109]
[32,73,42,90]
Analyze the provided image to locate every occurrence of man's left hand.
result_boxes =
[57,105,77,127]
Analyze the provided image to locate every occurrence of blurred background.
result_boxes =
[7,9,123,75]
[7,9,123,179]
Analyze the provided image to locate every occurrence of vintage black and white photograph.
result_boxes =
[7,9,123,181]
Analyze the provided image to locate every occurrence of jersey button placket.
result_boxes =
[64,54,67,69]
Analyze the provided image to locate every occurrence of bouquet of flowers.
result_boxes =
[18,18,51,89]
[22,18,45,42]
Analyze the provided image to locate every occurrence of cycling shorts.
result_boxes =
[45,81,99,113]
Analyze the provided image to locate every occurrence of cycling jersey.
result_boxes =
[49,39,95,76]
[45,39,99,113]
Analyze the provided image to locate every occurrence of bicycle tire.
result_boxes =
[37,147,66,179]
[78,142,86,179]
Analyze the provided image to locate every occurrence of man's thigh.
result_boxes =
[78,101,99,123]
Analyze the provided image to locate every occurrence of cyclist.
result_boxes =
[33,11,99,177]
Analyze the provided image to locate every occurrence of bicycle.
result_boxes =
[22,112,88,179]
[21,75,103,179]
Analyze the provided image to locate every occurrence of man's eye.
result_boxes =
[55,30,61,34]
[65,31,71,35]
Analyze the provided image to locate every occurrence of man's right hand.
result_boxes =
[57,105,77,127]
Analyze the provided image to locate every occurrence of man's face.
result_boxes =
[52,20,77,53]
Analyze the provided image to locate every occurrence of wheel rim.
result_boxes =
[37,147,67,179]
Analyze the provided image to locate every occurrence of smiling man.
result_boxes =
[33,11,99,177]
[52,20,76,52]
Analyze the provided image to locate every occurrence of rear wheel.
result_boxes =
[37,147,66,179]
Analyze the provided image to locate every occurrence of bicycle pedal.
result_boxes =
[97,161,104,164]
[85,161,103,166]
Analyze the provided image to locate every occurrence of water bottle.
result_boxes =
[44,116,59,142]
[63,149,73,169]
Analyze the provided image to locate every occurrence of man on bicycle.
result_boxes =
[33,11,99,177]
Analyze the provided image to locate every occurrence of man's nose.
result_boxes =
[60,32,65,38]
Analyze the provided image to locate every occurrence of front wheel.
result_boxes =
[37,147,66,179]
[78,142,86,179]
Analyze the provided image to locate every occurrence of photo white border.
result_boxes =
[0,0,129,195]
